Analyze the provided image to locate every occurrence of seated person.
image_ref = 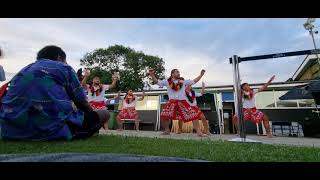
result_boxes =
[0,45,108,141]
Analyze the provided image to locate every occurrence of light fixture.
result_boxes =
[303,18,320,65]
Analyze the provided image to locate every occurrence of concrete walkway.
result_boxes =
[0,153,206,162]
[100,130,320,148]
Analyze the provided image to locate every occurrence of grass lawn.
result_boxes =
[1,135,320,162]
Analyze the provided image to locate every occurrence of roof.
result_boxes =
[292,54,320,81]
[105,80,316,97]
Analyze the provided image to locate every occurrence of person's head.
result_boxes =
[170,69,180,79]
[37,45,66,63]
[241,83,250,91]
[77,68,83,81]
[186,84,192,91]
[92,76,100,85]
[127,89,133,96]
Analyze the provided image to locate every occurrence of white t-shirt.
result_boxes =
[242,89,258,109]
[87,84,109,102]
[120,95,142,108]
[186,91,202,106]
[158,79,195,100]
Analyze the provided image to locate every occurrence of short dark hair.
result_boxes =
[170,69,178,78]
[37,45,66,62]
[241,83,248,90]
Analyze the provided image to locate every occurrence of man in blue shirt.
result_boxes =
[0,45,107,141]
[0,48,5,81]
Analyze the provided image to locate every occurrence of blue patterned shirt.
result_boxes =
[0,59,87,141]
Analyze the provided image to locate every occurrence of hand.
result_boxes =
[112,73,118,81]
[200,69,206,76]
[84,69,90,77]
[149,68,155,76]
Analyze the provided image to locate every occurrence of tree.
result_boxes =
[80,45,165,92]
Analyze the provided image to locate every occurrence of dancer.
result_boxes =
[81,69,117,110]
[181,82,212,135]
[81,69,118,129]
[116,90,145,131]
[233,75,275,138]
[149,68,207,137]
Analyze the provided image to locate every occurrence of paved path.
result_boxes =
[100,130,320,148]
[0,153,206,162]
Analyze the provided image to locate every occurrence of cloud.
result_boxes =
[0,18,318,88]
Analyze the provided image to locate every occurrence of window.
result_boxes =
[274,91,298,108]
[298,99,316,107]
[255,91,276,108]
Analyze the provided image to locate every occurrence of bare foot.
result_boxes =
[205,132,212,136]
[161,131,170,135]
[197,133,208,137]
[177,130,182,134]
[267,133,274,138]
[117,128,123,131]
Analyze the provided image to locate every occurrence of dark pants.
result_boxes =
[67,110,102,140]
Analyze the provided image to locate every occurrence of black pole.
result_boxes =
[229,49,320,63]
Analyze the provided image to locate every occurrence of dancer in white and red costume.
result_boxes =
[182,82,212,135]
[149,68,207,137]
[81,69,117,129]
[233,75,275,138]
[116,90,145,131]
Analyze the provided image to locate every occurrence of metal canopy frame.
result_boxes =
[229,49,320,143]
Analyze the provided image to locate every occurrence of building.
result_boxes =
[105,79,320,137]
[292,54,320,81]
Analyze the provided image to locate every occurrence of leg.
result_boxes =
[133,112,140,131]
[233,115,239,135]
[95,109,110,130]
[68,110,102,140]
[200,114,211,135]
[177,120,183,134]
[262,115,273,138]
[134,119,140,131]
[192,120,207,137]
[161,119,170,135]
[116,115,123,131]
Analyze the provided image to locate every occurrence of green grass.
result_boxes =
[1,135,320,161]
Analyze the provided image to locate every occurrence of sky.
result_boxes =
[1,18,319,87]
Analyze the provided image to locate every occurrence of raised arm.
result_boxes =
[115,91,122,100]
[148,68,158,84]
[108,72,118,90]
[81,69,90,91]
[201,82,206,95]
[258,75,275,93]
[138,91,145,101]
[105,97,115,103]
[193,69,205,84]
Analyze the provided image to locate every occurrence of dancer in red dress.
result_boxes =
[149,68,207,137]
[81,69,118,129]
[233,75,275,138]
[182,82,212,135]
[116,90,145,131]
